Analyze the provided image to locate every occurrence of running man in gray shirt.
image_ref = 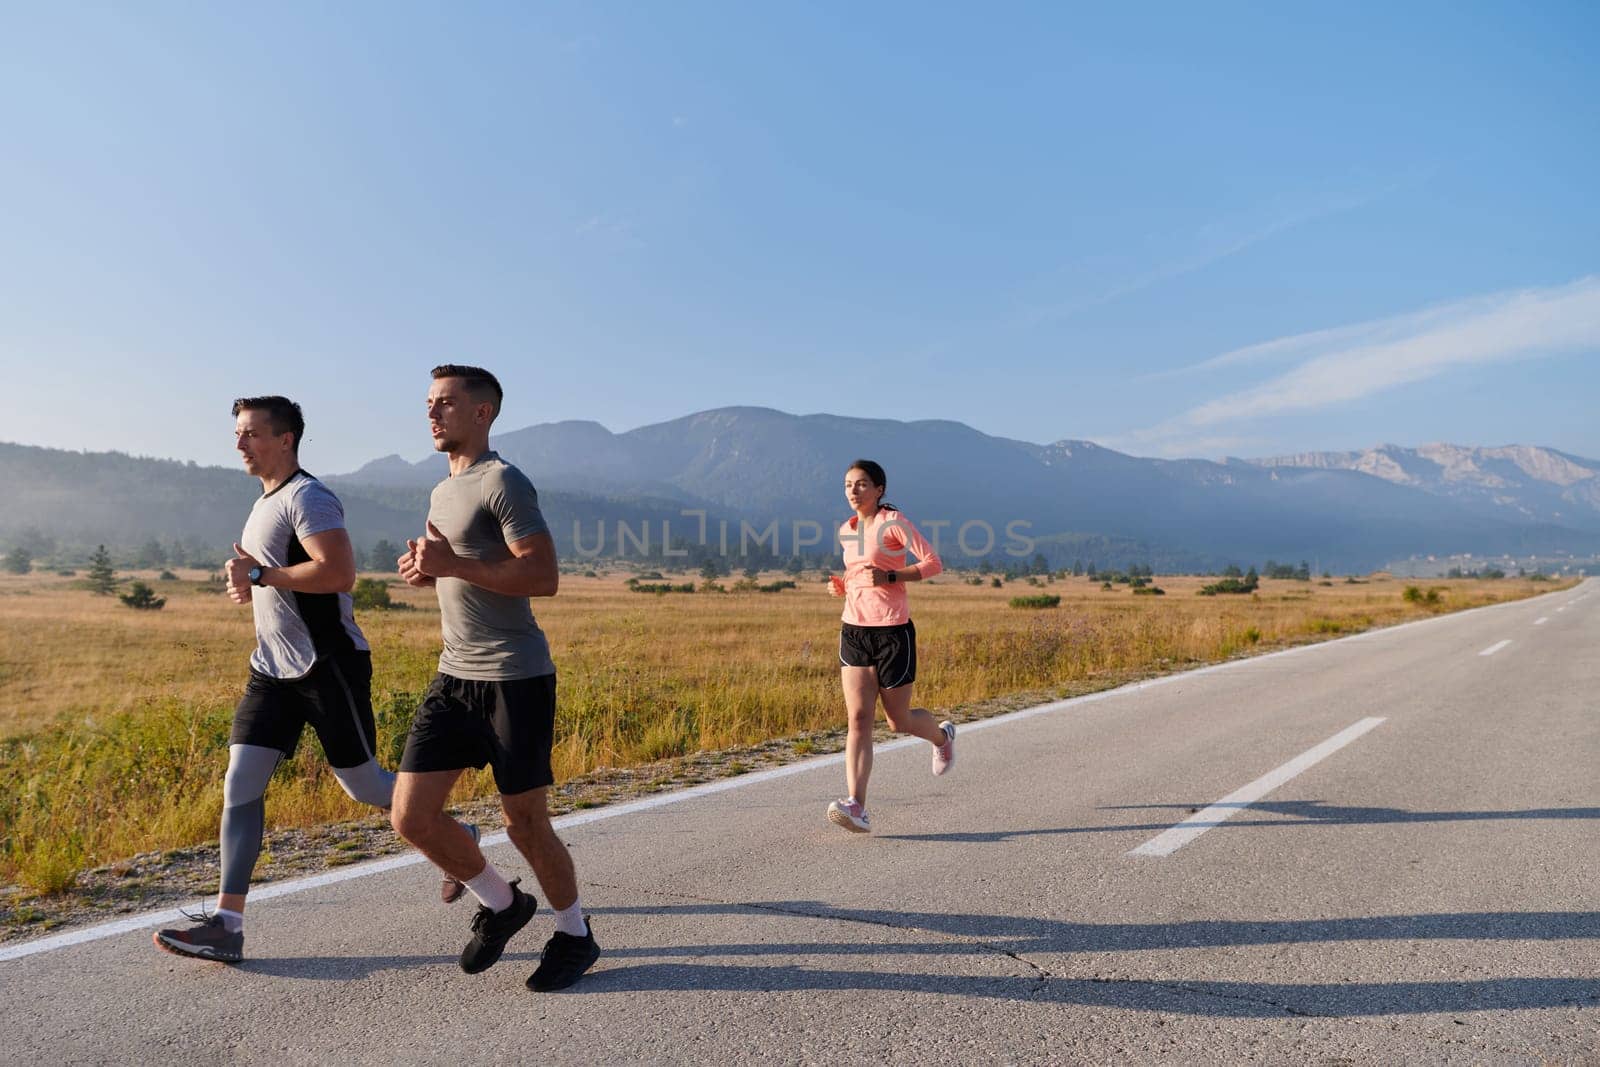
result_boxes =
[392,364,600,993]
[155,395,465,964]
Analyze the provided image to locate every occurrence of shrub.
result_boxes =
[991,578,1003,588]
[119,581,166,611]
[630,582,695,594]
[159,569,179,581]
[1198,575,1258,596]
[1009,594,1061,609]
[351,577,406,611]
[1131,585,1165,596]
[1403,585,1423,603]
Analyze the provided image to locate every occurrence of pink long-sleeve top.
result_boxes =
[837,507,943,627]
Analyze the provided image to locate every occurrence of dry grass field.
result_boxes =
[0,566,1572,893]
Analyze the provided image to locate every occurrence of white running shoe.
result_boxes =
[827,798,871,833]
[932,721,956,776]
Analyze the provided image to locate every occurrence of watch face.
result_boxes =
[249,566,263,585]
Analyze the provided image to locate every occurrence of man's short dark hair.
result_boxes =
[232,396,305,452]
[431,364,503,418]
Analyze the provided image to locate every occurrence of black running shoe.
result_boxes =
[153,910,243,963]
[459,879,537,974]
[526,919,600,992]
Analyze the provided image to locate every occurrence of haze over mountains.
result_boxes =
[4,408,1599,572]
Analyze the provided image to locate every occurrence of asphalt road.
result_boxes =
[4,580,1597,1065]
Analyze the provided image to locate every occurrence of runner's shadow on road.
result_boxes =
[578,963,1599,1016]
[590,902,1600,955]
[877,826,1143,842]
[239,952,534,980]
[877,802,1600,843]
[586,902,1600,1014]
[1107,801,1600,825]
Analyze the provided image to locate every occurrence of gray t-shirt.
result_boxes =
[240,471,369,679]
[428,452,555,681]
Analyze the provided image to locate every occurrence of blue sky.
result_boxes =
[2,2,1596,473]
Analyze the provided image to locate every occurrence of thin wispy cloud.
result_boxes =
[574,212,641,246]
[1014,187,1385,331]
[912,179,1399,364]
[1117,276,1600,457]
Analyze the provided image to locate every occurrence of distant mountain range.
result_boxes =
[5,409,1599,572]
[1246,443,1600,530]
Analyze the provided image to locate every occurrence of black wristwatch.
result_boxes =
[886,569,898,583]
[248,566,265,586]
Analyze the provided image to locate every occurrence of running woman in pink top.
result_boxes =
[825,459,955,833]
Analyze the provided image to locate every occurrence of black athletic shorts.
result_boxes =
[839,620,917,689]
[399,672,557,796]
[232,651,377,768]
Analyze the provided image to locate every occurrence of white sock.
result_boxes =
[216,908,245,933]
[464,864,515,912]
[552,897,588,937]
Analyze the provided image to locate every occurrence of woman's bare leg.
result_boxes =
[841,666,879,804]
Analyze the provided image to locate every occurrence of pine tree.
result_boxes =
[135,539,167,568]
[2,546,30,575]
[86,545,119,595]
[368,539,402,572]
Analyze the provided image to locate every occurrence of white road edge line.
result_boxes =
[1126,717,1387,858]
[3,579,1584,963]
[1479,639,1512,656]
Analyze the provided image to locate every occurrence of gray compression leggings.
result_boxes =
[219,744,396,896]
